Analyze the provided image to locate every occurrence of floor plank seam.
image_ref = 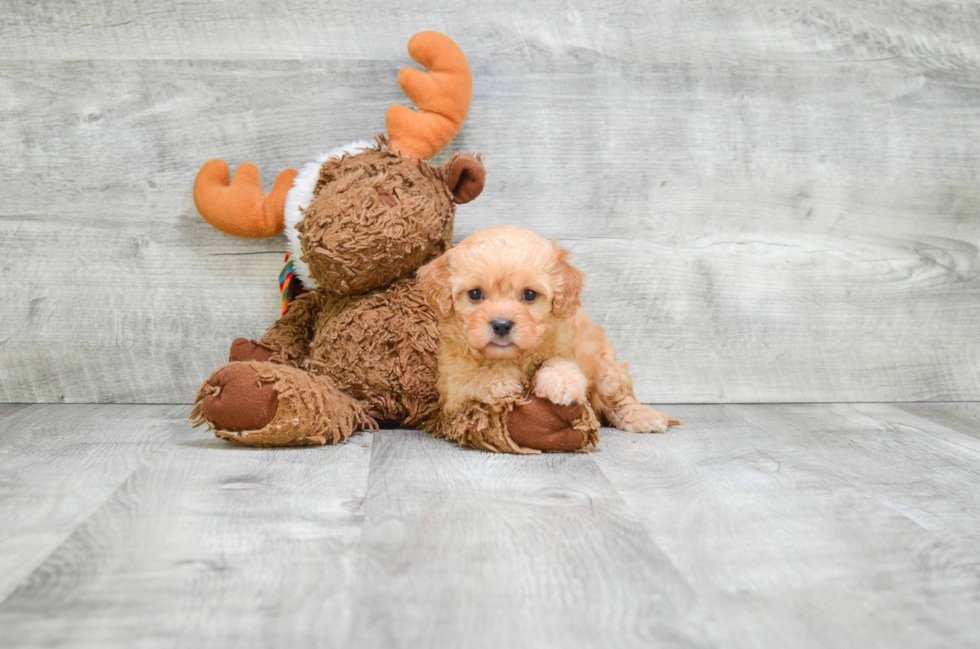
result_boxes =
[0,406,183,608]
[848,404,980,456]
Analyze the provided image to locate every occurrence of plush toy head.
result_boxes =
[295,145,484,296]
[193,31,486,296]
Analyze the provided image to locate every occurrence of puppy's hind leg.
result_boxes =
[572,315,681,433]
[607,395,682,434]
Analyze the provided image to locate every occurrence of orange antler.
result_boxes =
[386,32,472,160]
[193,159,298,239]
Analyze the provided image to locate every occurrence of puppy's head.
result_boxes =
[418,226,585,361]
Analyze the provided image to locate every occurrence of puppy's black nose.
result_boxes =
[491,319,514,337]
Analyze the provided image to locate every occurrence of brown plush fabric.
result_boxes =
[426,392,600,454]
[191,140,472,446]
[248,290,321,366]
[426,391,534,453]
[192,139,593,452]
[300,141,456,297]
[229,338,273,363]
[194,363,279,432]
[507,395,598,452]
[442,155,486,204]
[304,277,441,427]
[191,361,375,446]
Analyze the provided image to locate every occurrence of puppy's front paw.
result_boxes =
[609,403,681,434]
[533,359,588,406]
[487,376,526,402]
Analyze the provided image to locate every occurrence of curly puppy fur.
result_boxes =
[419,226,681,439]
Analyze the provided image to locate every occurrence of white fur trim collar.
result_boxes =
[282,140,374,289]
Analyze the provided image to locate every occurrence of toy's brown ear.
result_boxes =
[418,250,455,318]
[443,155,485,204]
[551,241,585,318]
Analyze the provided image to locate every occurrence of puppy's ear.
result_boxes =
[441,154,485,204]
[551,241,585,318]
[418,250,455,319]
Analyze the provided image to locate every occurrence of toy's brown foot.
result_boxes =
[190,362,376,446]
[507,395,597,452]
[199,363,279,432]
[428,394,599,454]
[229,338,274,363]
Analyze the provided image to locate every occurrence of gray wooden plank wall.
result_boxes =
[1,1,979,404]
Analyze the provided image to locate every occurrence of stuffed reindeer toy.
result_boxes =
[190,32,598,452]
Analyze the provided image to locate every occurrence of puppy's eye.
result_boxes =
[468,289,483,301]
[522,289,538,302]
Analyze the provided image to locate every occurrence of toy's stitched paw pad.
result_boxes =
[201,364,279,432]
[532,362,588,406]
[229,338,274,363]
[610,404,677,434]
[507,395,587,452]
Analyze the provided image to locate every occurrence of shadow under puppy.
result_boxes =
[419,225,681,453]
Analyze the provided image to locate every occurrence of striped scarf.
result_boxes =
[278,252,307,316]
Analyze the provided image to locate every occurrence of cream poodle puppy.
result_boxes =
[418,225,680,444]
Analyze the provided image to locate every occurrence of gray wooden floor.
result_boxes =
[2,403,979,648]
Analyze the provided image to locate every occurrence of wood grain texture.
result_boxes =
[0,406,374,648]
[1,2,979,403]
[891,402,980,442]
[3,403,980,647]
[346,429,705,649]
[592,403,980,648]
[0,404,179,602]
[853,402,980,453]
[2,1,978,65]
